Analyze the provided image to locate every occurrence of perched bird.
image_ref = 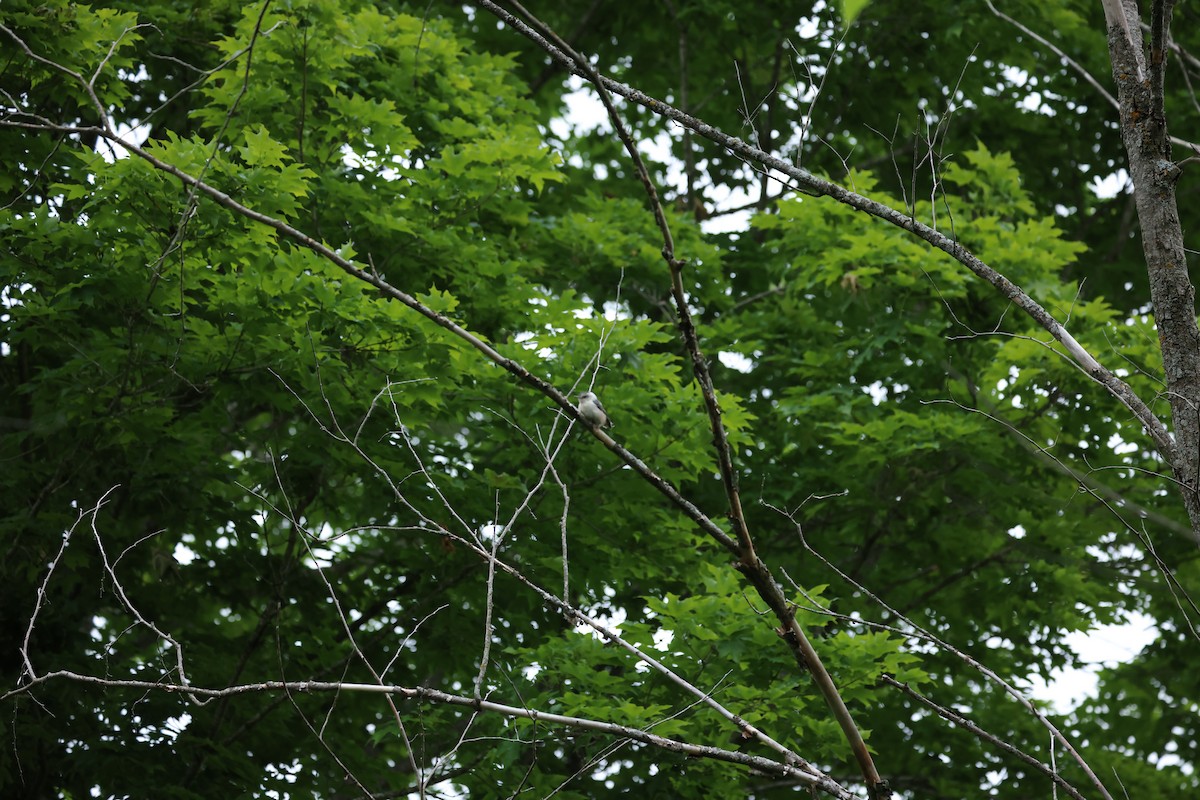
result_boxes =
[577,391,613,429]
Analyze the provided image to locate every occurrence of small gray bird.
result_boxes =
[577,391,613,429]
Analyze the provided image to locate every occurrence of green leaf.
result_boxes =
[839,0,871,27]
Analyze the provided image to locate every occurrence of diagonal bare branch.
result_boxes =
[497,4,889,795]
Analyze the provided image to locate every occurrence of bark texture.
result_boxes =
[1105,0,1200,540]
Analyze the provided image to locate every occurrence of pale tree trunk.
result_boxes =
[1103,0,1200,539]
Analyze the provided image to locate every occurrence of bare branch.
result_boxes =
[2,671,855,797]
[985,2,1119,108]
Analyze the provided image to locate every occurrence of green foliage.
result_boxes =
[838,0,873,28]
[2,1,1196,799]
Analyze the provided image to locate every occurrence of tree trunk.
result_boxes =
[1104,0,1200,540]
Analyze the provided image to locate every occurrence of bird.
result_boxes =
[577,391,613,429]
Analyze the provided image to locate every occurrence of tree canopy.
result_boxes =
[2,1,1198,798]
